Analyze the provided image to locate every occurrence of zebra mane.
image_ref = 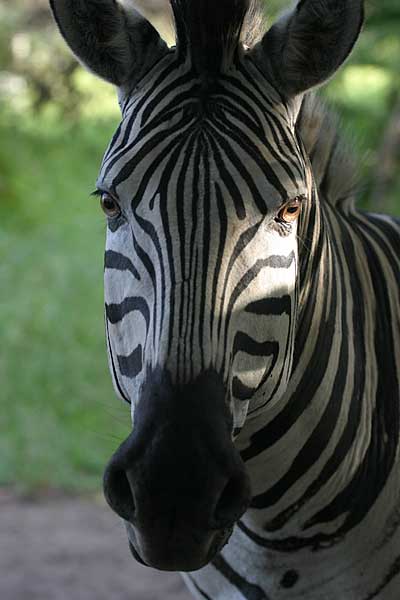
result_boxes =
[170,0,265,75]
[297,94,360,211]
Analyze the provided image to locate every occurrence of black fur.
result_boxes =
[259,0,365,96]
[49,0,166,85]
[170,0,264,75]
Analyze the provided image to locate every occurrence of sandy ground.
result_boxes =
[0,493,192,600]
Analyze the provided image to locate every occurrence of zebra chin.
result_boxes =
[125,521,234,572]
[103,368,252,572]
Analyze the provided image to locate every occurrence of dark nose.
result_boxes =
[103,369,251,571]
[104,425,250,528]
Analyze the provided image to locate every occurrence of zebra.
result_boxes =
[49,0,400,598]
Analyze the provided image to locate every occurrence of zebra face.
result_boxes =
[97,58,307,570]
[98,60,308,570]
[98,56,307,432]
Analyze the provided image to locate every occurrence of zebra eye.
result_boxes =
[277,198,302,224]
[100,192,121,218]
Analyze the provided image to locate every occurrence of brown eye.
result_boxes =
[100,193,121,218]
[277,198,302,224]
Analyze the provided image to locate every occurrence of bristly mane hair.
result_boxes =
[169,0,360,210]
[170,0,265,75]
[298,95,360,211]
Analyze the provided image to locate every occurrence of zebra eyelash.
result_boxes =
[283,193,307,206]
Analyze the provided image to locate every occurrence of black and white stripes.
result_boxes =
[98,49,400,599]
[50,0,400,597]
[99,53,305,431]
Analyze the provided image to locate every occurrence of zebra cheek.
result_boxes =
[231,399,250,432]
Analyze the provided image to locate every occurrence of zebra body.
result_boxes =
[49,0,400,598]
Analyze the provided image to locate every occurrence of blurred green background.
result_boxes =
[1,0,399,495]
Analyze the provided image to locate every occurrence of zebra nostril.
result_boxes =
[214,474,250,528]
[103,466,136,523]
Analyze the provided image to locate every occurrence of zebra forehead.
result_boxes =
[99,64,308,207]
[102,63,361,216]
[118,52,289,127]
[99,126,307,217]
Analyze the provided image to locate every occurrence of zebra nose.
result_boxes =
[102,368,252,570]
[103,445,251,571]
[103,446,251,529]
[213,473,251,527]
[103,462,136,524]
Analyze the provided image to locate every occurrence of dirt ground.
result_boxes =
[0,493,192,600]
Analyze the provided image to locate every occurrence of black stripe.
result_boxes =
[189,248,200,379]
[106,297,150,329]
[130,227,158,348]
[117,345,143,378]
[232,333,279,401]
[198,132,212,370]
[233,332,278,360]
[186,577,213,600]
[212,554,270,600]
[238,518,341,552]
[245,295,291,316]
[363,555,400,600]
[205,128,247,219]
[133,214,166,337]
[185,140,202,379]
[209,182,228,344]
[105,320,130,404]
[176,132,198,375]
[104,250,140,280]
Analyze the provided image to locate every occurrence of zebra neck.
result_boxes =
[238,201,400,551]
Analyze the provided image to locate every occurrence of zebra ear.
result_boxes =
[49,0,168,86]
[250,0,364,98]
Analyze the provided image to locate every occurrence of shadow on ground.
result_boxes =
[0,493,192,600]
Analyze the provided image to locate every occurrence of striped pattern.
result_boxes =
[99,53,307,430]
[97,35,400,600]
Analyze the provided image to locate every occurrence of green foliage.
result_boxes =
[0,111,130,493]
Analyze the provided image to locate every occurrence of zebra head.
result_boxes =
[51,0,363,572]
